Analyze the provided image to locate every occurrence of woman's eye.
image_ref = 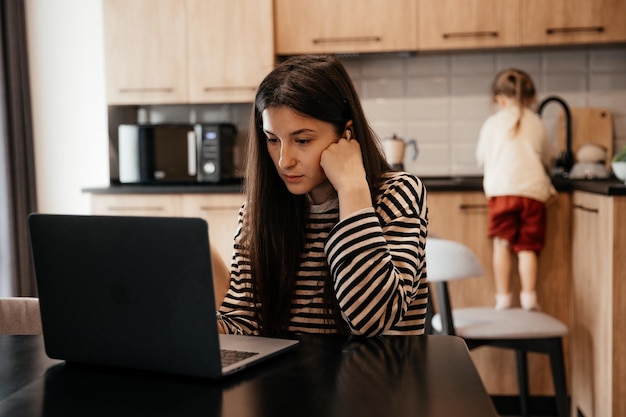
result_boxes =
[266,137,278,143]
[295,138,310,145]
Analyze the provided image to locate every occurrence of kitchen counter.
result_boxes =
[564,178,626,196]
[83,179,245,195]
[83,176,626,196]
[421,176,626,195]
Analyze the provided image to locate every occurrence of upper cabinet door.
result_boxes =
[274,0,418,55]
[103,0,188,105]
[420,0,520,51]
[187,0,274,103]
[522,0,626,46]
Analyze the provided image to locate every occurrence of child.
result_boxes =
[476,68,556,311]
[216,55,429,336]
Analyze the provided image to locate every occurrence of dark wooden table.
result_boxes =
[0,334,498,417]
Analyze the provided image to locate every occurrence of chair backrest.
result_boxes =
[0,297,43,335]
[425,238,484,335]
[426,238,484,282]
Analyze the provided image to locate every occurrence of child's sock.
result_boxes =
[494,293,512,310]
[520,291,540,311]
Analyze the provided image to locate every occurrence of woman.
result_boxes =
[217,55,428,336]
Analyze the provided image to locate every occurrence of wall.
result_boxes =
[26,0,626,214]
[26,0,109,215]
[349,47,626,176]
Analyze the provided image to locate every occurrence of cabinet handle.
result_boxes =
[442,31,498,39]
[459,204,488,210]
[546,26,604,35]
[107,207,164,212]
[572,204,599,214]
[312,36,382,44]
[118,88,174,93]
[198,206,236,211]
[203,86,257,92]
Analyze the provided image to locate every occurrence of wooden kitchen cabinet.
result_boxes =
[103,0,188,105]
[181,194,244,268]
[274,0,418,55]
[103,0,274,105]
[187,0,274,103]
[419,0,520,51]
[90,193,244,265]
[522,0,626,46]
[427,191,572,396]
[571,191,626,417]
[90,194,182,217]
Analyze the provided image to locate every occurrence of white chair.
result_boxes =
[425,237,569,417]
[0,297,43,335]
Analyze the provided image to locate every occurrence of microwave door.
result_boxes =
[152,126,197,183]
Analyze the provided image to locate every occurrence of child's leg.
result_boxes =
[518,250,540,310]
[493,237,512,309]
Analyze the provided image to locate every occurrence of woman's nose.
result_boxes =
[278,143,296,169]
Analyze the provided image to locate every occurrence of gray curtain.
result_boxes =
[0,0,37,297]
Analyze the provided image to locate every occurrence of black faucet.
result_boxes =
[537,95,573,177]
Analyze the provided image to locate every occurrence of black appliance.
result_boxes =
[117,123,237,184]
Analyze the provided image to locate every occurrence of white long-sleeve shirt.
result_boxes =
[476,107,556,202]
[217,172,429,336]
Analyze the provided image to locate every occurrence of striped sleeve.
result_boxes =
[325,173,428,336]
[216,205,261,335]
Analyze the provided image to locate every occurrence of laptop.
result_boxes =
[27,213,299,379]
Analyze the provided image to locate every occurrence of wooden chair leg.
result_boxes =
[548,339,570,417]
[516,349,530,417]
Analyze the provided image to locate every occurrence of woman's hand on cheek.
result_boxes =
[320,138,367,191]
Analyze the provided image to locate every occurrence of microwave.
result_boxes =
[118,123,237,184]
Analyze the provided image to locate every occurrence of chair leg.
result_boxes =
[516,349,530,417]
[547,339,570,417]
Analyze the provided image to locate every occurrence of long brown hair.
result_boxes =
[491,68,537,135]
[244,55,390,336]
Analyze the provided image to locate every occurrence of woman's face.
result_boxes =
[262,106,339,204]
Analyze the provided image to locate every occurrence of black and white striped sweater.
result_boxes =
[218,171,429,336]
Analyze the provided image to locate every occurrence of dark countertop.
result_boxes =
[83,176,626,196]
[83,179,245,194]
[422,176,626,196]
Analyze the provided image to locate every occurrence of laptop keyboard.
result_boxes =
[220,349,258,367]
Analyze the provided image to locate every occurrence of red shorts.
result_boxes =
[487,196,546,253]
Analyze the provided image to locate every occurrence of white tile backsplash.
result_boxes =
[544,50,588,72]
[361,56,405,78]
[406,77,449,98]
[450,96,493,121]
[358,46,626,176]
[406,55,450,76]
[369,121,407,141]
[405,121,450,143]
[451,53,495,74]
[405,97,449,121]
[590,73,626,91]
[450,120,483,143]
[146,46,626,178]
[362,98,405,121]
[362,78,405,98]
[451,75,493,96]
[589,48,626,71]
[496,51,542,72]
[544,73,588,93]
[405,142,450,177]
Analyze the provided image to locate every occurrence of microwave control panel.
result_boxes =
[196,123,237,183]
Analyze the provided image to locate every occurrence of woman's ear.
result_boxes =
[344,120,354,139]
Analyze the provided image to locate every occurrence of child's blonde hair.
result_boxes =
[491,68,537,135]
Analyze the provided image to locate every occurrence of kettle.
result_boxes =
[382,134,418,170]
